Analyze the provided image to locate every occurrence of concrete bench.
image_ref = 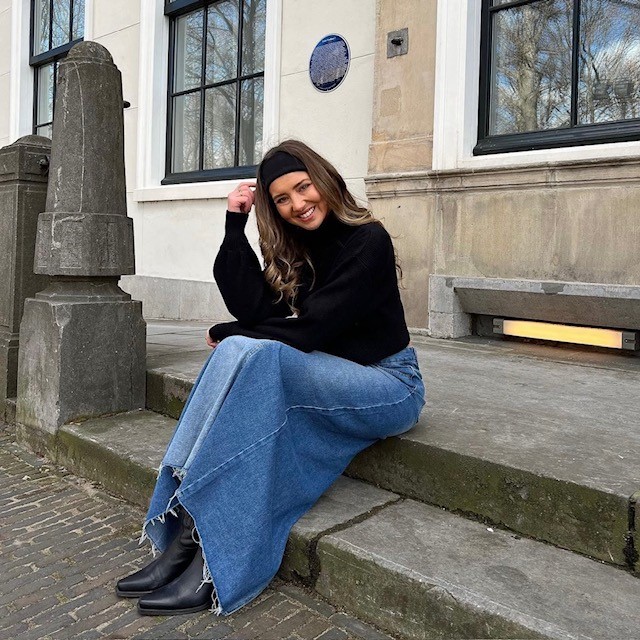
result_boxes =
[429,274,640,338]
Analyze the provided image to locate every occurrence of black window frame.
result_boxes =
[475,0,640,155]
[163,0,265,185]
[30,0,84,136]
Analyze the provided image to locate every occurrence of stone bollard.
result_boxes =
[0,136,52,424]
[16,42,146,444]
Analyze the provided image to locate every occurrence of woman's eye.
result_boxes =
[299,183,310,192]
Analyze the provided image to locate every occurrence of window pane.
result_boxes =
[51,0,71,49]
[36,123,53,139]
[205,0,239,85]
[172,93,201,173]
[489,0,572,135]
[242,0,266,75]
[36,63,55,127]
[578,0,640,124]
[174,10,204,93]
[72,0,85,40]
[203,84,236,169]
[33,0,50,55]
[239,77,263,165]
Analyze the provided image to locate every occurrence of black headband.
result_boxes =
[259,151,307,191]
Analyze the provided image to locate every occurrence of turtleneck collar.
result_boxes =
[288,212,349,248]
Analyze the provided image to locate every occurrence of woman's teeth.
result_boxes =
[299,207,315,220]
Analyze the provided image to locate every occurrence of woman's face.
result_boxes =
[269,171,329,230]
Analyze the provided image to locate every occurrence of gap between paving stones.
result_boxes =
[300,498,404,589]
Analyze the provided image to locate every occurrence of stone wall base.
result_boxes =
[16,287,146,434]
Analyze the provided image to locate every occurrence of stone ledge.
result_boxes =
[429,274,640,338]
[316,499,640,640]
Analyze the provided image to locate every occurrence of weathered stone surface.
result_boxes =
[17,42,146,434]
[348,337,640,566]
[16,281,146,434]
[316,499,640,640]
[0,136,51,416]
[280,477,399,582]
[34,41,133,277]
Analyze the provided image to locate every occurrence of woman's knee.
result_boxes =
[215,335,281,358]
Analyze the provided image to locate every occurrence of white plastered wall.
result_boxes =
[0,0,12,149]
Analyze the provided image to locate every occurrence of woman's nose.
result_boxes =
[291,193,306,212]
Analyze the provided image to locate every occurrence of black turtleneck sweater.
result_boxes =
[208,211,410,365]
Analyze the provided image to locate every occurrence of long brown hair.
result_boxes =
[255,140,379,312]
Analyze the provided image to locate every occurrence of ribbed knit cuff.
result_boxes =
[225,211,249,237]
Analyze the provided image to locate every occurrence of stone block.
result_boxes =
[16,282,146,434]
[427,311,472,338]
[279,476,398,582]
[0,136,51,411]
[315,499,640,640]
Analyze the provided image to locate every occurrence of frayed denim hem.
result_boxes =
[139,464,223,615]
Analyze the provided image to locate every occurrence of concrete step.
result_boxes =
[42,410,640,640]
[144,332,640,571]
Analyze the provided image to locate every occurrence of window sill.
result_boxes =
[133,180,241,202]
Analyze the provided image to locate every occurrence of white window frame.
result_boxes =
[134,0,281,202]
[9,0,93,141]
[432,0,640,172]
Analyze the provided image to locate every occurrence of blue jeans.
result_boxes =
[142,336,425,615]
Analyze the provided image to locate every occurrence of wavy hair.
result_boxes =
[255,140,382,313]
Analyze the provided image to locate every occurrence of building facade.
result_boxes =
[2,0,639,335]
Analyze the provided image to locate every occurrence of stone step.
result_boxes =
[45,410,640,639]
[144,336,640,570]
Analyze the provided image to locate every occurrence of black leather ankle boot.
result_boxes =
[116,508,199,598]
[137,549,214,616]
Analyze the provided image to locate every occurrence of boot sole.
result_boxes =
[116,587,153,598]
[137,602,211,616]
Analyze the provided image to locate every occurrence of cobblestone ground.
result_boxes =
[0,426,395,640]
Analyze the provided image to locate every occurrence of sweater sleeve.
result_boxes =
[209,225,390,353]
[213,211,290,325]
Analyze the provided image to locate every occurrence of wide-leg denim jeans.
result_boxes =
[141,336,425,615]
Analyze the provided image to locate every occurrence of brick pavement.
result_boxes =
[0,425,395,640]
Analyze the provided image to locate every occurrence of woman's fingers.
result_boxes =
[227,182,257,213]
[205,332,219,349]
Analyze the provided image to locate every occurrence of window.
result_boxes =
[163,0,266,184]
[476,0,640,154]
[30,0,85,137]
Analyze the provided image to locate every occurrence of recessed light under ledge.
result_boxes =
[492,319,639,351]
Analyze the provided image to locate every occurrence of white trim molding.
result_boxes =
[433,0,640,172]
[134,0,282,203]
[9,0,94,142]
[9,0,33,141]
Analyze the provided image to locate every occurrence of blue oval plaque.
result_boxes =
[309,34,350,93]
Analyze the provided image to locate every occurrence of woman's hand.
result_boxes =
[206,332,220,349]
[228,182,257,214]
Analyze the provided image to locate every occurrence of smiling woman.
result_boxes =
[116,140,425,617]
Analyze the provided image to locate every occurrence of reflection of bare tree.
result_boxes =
[490,0,640,135]
[491,0,572,134]
[579,0,640,123]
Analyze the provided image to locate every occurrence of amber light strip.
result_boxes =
[500,320,623,349]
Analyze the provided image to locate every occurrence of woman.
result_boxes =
[116,140,425,616]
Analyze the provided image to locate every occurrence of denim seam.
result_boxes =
[181,388,417,497]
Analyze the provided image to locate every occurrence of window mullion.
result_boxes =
[48,0,53,50]
[199,7,208,171]
[570,0,581,127]
[234,0,244,166]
